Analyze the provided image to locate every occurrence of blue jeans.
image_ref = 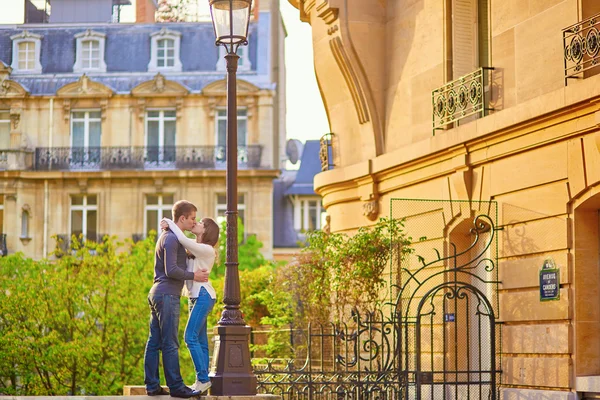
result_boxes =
[143,293,187,392]
[184,287,215,383]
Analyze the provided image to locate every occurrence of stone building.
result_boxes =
[0,0,286,260]
[290,0,600,398]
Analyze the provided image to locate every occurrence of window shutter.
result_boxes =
[478,0,490,67]
[452,0,478,79]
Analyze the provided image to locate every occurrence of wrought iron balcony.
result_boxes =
[432,67,494,133]
[563,13,600,82]
[319,133,334,172]
[34,145,264,171]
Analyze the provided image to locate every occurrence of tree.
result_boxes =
[0,236,156,395]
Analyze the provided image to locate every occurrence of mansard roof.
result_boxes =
[0,22,267,95]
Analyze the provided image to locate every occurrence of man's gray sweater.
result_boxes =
[149,230,195,296]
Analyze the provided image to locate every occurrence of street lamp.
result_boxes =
[208,0,257,396]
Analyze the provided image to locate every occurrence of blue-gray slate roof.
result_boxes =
[272,170,301,248]
[285,140,321,196]
[0,18,274,95]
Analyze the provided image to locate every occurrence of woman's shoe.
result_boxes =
[192,381,211,394]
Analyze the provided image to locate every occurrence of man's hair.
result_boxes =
[172,200,197,223]
[200,217,220,247]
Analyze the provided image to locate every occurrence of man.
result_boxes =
[144,200,208,398]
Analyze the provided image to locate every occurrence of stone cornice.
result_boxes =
[56,74,114,98]
[315,79,600,204]
[131,73,189,97]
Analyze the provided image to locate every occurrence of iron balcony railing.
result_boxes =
[34,145,264,171]
[432,67,494,134]
[319,133,335,172]
[563,13,600,83]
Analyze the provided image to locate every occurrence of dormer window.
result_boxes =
[217,45,251,71]
[10,31,42,74]
[148,28,182,72]
[74,30,107,73]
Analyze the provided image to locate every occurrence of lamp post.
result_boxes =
[208,0,257,395]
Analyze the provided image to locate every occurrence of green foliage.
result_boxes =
[285,217,414,324]
[0,235,161,395]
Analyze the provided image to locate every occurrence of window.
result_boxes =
[71,111,101,167]
[217,45,251,71]
[216,108,247,162]
[73,30,106,73]
[144,194,174,235]
[70,195,98,241]
[293,197,325,232]
[21,208,29,239]
[216,193,245,227]
[148,28,182,72]
[146,110,176,165]
[157,39,175,68]
[451,0,490,79]
[0,111,10,150]
[10,31,42,74]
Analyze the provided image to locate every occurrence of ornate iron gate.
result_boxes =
[255,199,501,399]
[392,200,501,400]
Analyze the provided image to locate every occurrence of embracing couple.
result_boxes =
[143,200,219,398]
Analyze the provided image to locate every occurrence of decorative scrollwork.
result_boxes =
[432,68,490,132]
[564,13,600,80]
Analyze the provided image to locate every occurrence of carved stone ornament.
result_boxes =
[316,0,339,24]
[57,74,113,98]
[362,200,379,221]
[131,73,189,98]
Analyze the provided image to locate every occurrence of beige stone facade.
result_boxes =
[291,0,600,397]
[0,6,286,260]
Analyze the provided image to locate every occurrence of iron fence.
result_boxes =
[33,145,263,171]
[253,199,501,399]
[563,12,600,83]
[432,68,494,134]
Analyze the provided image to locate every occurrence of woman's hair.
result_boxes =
[200,217,220,247]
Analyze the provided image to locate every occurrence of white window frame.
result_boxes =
[0,111,10,151]
[216,45,251,71]
[145,109,177,166]
[216,193,246,227]
[145,109,176,147]
[292,196,324,232]
[70,110,102,148]
[148,28,182,72]
[73,30,107,73]
[11,31,42,74]
[144,194,174,235]
[215,107,248,146]
[69,194,98,240]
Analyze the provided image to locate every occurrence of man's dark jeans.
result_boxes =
[144,293,187,392]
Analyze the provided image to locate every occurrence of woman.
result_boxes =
[161,217,220,394]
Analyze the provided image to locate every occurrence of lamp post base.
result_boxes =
[209,325,257,396]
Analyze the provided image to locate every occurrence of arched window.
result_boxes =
[74,30,107,72]
[20,205,30,239]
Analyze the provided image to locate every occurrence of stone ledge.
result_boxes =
[122,385,279,399]
[1,396,279,400]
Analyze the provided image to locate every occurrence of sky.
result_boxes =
[0,0,330,146]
